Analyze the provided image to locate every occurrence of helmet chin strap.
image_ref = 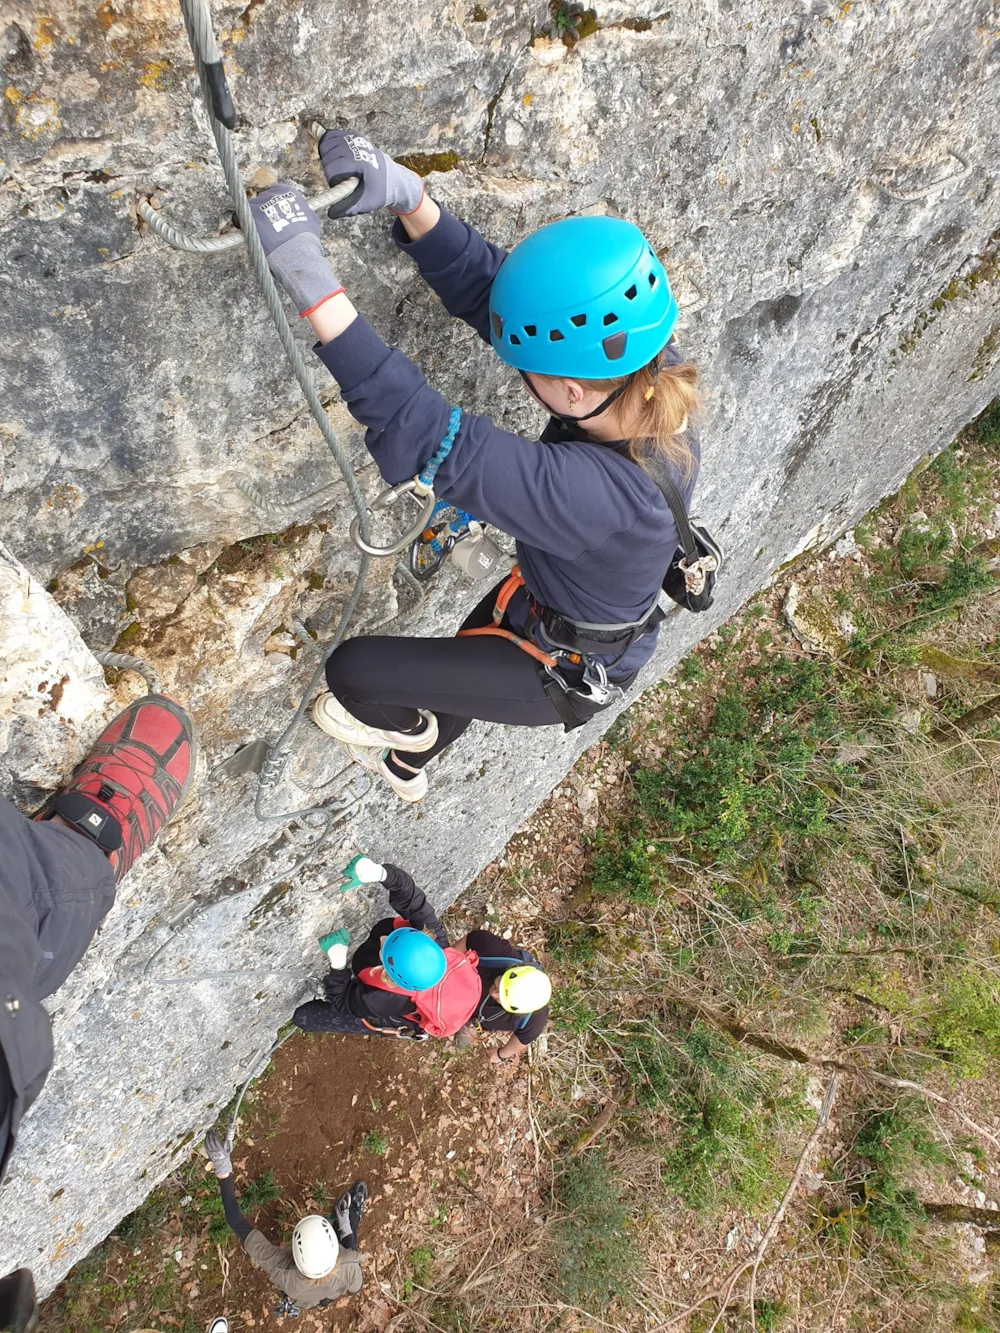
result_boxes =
[519,370,627,425]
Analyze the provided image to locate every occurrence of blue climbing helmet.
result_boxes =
[380,928,446,991]
[488,215,678,380]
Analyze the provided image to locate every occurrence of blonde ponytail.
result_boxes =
[581,357,700,479]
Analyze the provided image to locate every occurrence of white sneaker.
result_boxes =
[207,1320,229,1333]
[343,743,428,804]
[311,692,438,752]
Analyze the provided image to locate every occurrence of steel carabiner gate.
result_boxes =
[349,478,439,557]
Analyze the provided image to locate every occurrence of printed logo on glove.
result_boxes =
[344,134,381,170]
[260,189,309,235]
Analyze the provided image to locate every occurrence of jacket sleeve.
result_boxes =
[323,960,417,1027]
[322,965,356,1008]
[383,864,447,947]
[314,319,657,557]
[390,207,506,345]
[219,1175,254,1243]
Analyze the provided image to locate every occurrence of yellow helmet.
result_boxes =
[497,965,552,1014]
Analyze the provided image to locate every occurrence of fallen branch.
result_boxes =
[216,1241,230,1298]
[657,1074,840,1332]
[930,693,1000,740]
[921,1201,1000,1227]
[649,981,1000,1152]
[571,1099,620,1157]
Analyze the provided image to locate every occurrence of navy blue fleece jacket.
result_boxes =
[315,207,699,676]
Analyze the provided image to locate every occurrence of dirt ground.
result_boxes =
[38,1007,542,1333]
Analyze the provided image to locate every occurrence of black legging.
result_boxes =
[324,582,562,770]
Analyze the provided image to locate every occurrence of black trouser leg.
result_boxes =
[324,584,561,771]
[291,1001,369,1034]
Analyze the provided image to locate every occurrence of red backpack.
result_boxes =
[358,947,483,1038]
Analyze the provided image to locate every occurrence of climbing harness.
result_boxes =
[456,460,724,732]
[409,501,509,583]
[456,565,627,730]
[359,1018,430,1040]
[350,406,462,557]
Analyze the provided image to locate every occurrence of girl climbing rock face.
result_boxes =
[248,131,701,803]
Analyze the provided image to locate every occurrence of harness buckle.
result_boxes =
[349,478,438,557]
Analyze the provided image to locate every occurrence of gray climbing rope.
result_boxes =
[137,179,357,254]
[135,0,377,983]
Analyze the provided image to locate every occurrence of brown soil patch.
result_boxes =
[39,1021,540,1333]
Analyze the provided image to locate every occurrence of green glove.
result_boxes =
[319,927,350,970]
[340,854,387,892]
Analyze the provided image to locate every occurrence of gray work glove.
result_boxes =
[318,130,424,218]
[247,183,342,315]
[204,1129,233,1178]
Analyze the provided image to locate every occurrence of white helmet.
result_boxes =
[291,1215,340,1279]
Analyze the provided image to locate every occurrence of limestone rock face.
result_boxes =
[0,542,116,790]
[0,0,998,1297]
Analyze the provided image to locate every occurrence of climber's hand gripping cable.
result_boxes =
[247,183,345,318]
[318,129,425,219]
[339,854,388,891]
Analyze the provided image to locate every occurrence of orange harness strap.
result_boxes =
[456,566,561,669]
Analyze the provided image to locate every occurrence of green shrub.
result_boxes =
[242,1170,280,1209]
[928,967,1000,1076]
[590,831,654,902]
[363,1130,389,1156]
[553,1151,639,1309]
[621,1022,805,1212]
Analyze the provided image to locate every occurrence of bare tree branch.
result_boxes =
[655,1074,840,1333]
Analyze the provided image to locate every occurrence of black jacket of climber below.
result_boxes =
[314,206,700,679]
[463,929,549,1047]
[0,794,117,1183]
[323,863,450,1030]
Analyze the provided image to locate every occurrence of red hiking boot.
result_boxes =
[37,695,196,882]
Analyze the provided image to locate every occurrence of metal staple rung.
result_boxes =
[138,177,359,255]
[875,149,971,203]
[94,651,162,693]
[235,474,343,521]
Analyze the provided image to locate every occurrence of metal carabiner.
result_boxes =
[409,526,456,582]
[349,478,438,557]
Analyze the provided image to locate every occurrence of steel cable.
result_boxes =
[139,0,375,983]
[137,179,358,254]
